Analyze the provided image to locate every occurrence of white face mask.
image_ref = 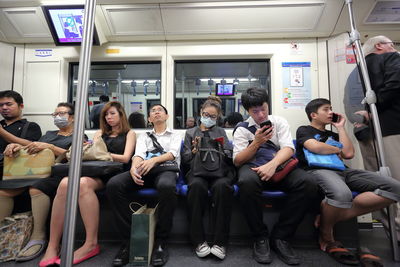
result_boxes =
[54,116,69,128]
[200,116,216,128]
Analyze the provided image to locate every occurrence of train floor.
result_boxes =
[3,226,399,267]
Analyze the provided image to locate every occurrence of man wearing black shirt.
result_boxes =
[363,36,400,238]
[296,98,400,265]
[0,90,42,177]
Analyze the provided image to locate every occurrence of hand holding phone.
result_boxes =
[260,120,272,134]
[332,113,339,123]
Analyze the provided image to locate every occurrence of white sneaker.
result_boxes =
[195,242,210,258]
[210,245,226,260]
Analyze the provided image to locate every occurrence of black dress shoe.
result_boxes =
[253,238,272,264]
[151,243,169,266]
[113,244,129,267]
[270,239,300,265]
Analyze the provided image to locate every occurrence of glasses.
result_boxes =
[202,112,218,120]
[150,108,165,114]
[52,111,69,117]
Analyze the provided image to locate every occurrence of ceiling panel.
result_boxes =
[161,1,325,35]
[2,7,50,38]
[101,5,164,36]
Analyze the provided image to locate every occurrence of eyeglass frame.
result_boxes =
[201,111,218,120]
[51,111,71,118]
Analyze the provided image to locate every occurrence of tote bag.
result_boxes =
[0,212,33,262]
[129,203,158,266]
[3,148,55,180]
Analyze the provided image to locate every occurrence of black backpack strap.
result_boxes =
[20,121,31,139]
[146,132,165,153]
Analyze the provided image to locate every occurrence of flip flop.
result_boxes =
[359,247,383,267]
[325,241,359,266]
[15,239,47,262]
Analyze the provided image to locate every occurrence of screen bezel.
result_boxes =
[215,83,235,96]
[42,5,100,46]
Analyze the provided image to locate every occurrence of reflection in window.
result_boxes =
[70,62,161,129]
[174,60,270,129]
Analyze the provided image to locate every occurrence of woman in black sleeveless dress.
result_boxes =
[40,102,136,267]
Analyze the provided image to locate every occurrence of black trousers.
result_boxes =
[238,165,319,240]
[187,174,235,246]
[106,170,178,242]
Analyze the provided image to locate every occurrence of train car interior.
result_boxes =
[1,0,400,266]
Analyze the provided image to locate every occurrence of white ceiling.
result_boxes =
[0,0,399,44]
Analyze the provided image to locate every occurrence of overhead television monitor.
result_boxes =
[42,5,100,46]
[215,83,235,96]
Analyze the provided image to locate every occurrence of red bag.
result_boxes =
[270,158,299,183]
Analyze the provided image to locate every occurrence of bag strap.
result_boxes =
[146,132,166,153]
[129,202,146,213]
[20,121,31,139]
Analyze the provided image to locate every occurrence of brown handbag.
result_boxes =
[66,137,112,162]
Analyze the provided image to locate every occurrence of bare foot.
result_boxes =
[319,235,335,252]
[314,214,320,229]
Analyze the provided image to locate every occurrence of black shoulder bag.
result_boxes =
[145,133,180,176]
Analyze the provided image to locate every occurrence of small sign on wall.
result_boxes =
[35,49,53,57]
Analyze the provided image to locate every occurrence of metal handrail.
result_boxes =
[60,0,97,266]
[344,0,399,261]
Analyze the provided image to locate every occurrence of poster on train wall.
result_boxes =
[131,102,143,113]
[282,62,311,109]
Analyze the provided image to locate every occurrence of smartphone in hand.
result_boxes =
[260,120,272,134]
[332,113,339,123]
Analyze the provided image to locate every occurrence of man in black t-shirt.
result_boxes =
[0,90,42,177]
[296,98,400,265]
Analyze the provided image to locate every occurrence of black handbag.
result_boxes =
[51,161,123,178]
[145,133,180,175]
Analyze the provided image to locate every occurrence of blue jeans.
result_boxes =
[308,168,400,208]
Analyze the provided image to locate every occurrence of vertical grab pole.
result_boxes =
[60,0,97,266]
[344,0,399,261]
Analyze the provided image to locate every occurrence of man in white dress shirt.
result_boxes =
[107,104,181,267]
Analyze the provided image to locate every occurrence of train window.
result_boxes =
[69,62,161,129]
[174,60,270,129]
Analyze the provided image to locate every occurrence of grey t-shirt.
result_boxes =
[39,130,73,149]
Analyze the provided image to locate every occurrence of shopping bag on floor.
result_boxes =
[129,202,158,266]
[0,212,33,262]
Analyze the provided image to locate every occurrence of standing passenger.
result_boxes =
[182,96,235,260]
[40,101,136,266]
[233,87,318,265]
[363,35,400,239]
[107,104,181,267]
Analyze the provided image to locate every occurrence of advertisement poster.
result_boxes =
[282,62,311,109]
[130,101,143,113]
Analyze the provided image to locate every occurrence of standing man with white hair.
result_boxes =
[363,35,400,240]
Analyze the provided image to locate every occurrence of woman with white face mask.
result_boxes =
[182,96,236,260]
[0,103,75,262]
